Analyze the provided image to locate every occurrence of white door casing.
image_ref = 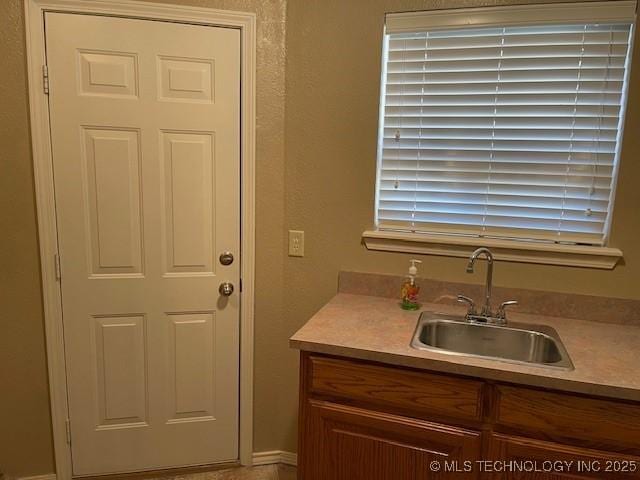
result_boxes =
[45,11,240,476]
[25,3,256,477]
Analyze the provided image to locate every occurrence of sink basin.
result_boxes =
[411,312,574,370]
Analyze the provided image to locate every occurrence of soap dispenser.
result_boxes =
[400,259,422,310]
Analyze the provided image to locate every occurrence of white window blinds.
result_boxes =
[377,5,635,245]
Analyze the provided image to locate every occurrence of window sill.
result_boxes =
[362,230,623,269]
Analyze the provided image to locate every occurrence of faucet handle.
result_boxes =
[457,295,477,315]
[497,300,518,320]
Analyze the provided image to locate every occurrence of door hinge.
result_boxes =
[54,253,61,281]
[239,278,243,292]
[65,418,72,445]
[43,65,49,95]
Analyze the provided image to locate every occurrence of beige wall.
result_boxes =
[0,1,56,475]
[282,0,640,452]
[0,0,286,475]
[1,0,639,475]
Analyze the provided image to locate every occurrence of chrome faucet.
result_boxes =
[466,247,494,316]
[457,247,518,325]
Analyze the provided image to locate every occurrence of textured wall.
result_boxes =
[0,0,286,475]
[282,0,640,452]
[0,1,56,476]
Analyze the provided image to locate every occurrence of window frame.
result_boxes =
[365,1,635,269]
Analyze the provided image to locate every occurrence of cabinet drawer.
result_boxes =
[495,384,640,452]
[308,355,484,422]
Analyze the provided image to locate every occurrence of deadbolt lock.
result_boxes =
[219,252,234,266]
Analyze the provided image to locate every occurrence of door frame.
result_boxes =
[24,1,256,477]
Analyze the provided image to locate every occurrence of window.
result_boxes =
[374,2,635,248]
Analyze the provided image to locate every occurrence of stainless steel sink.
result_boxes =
[411,312,574,370]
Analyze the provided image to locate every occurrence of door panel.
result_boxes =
[161,130,215,274]
[45,12,240,475]
[78,50,139,98]
[167,312,216,422]
[94,315,147,426]
[83,127,143,275]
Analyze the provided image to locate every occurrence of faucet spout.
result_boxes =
[467,247,494,316]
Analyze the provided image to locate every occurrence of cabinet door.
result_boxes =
[488,434,640,479]
[300,399,481,480]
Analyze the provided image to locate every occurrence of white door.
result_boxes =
[45,13,240,475]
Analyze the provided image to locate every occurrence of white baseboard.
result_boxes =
[252,450,297,467]
[277,451,297,466]
[17,475,57,480]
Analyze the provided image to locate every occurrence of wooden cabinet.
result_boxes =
[299,353,483,479]
[493,384,640,453]
[298,352,640,480]
[488,434,640,479]
[308,355,484,423]
[301,400,480,479]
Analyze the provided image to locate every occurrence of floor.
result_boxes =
[149,465,296,480]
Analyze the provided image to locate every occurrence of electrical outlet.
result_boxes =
[288,230,305,257]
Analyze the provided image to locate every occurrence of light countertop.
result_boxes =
[290,293,640,402]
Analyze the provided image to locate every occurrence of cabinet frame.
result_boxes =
[298,352,640,479]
